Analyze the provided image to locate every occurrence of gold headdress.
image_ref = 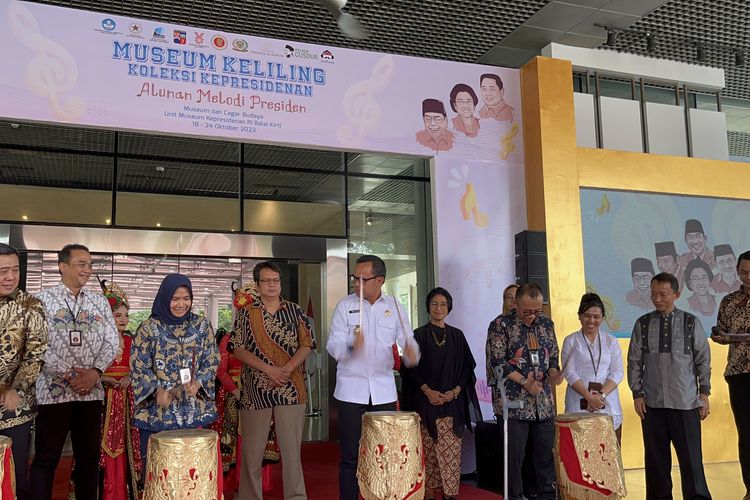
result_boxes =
[100,278,129,311]
[232,281,259,310]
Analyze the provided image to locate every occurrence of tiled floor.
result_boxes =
[624,462,744,499]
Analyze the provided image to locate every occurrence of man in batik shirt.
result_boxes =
[487,283,562,500]
[0,243,47,500]
[712,250,750,500]
[230,261,316,500]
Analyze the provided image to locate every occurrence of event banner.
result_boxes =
[0,0,522,162]
[0,0,527,418]
[580,188,750,338]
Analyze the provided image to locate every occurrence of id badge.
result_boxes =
[69,330,82,347]
[529,350,540,366]
[179,368,192,384]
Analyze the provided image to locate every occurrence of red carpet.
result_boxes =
[52,442,502,499]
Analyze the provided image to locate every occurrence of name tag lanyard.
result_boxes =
[177,335,197,386]
[65,295,85,347]
[581,331,602,378]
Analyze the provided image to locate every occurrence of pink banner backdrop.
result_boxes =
[0,0,528,416]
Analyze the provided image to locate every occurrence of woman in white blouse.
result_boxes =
[561,293,624,442]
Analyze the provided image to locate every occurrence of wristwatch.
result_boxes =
[518,376,528,386]
[601,392,607,400]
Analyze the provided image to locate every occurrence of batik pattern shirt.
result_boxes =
[717,287,750,377]
[231,299,315,410]
[0,289,47,429]
[486,313,560,420]
[131,313,219,431]
[36,283,118,405]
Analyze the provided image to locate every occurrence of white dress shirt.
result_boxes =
[327,292,420,405]
[561,329,624,429]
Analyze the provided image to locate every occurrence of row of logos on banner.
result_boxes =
[95,17,335,62]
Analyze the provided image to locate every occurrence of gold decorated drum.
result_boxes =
[143,429,221,500]
[0,436,14,499]
[357,411,424,500]
[554,413,627,500]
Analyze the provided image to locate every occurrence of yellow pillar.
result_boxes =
[520,55,740,468]
[520,56,585,336]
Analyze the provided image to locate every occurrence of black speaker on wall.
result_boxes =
[514,230,549,300]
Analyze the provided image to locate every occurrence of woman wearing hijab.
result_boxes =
[130,273,219,472]
[406,287,481,500]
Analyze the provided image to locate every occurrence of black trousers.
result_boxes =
[728,374,750,492]
[641,407,711,500]
[336,399,396,500]
[0,421,32,500]
[507,418,556,500]
[29,401,103,500]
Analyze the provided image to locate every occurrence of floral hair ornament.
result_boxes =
[98,276,129,311]
[232,280,259,310]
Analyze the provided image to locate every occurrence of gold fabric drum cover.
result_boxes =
[0,435,14,499]
[554,413,627,500]
[357,411,425,500]
[143,429,221,500]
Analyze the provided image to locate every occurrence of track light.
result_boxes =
[606,29,617,47]
[696,43,706,62]
[646,33,656,52]
[735,50,745,67]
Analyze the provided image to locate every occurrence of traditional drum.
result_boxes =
[143,429,223,500]
[554,413,627,500]
[357,411,424,500]
[0,436,14,499]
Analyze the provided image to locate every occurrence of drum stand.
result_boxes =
[494,366,524,500]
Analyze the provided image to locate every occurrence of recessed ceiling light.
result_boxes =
[21,215,28,220]
[156,222,161,227]
[105,218,111,224]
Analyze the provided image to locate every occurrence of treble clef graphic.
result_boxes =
[499,123,519,160]
[337,54,394,146]
[6,1,86,120]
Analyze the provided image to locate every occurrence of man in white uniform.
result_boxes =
[327,254,420,500]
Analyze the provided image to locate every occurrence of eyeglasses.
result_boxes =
[258,278,281,285]
[423,116,446,124]
[429,301,449,309]
[520,309,543,318]
[349,274,381,283]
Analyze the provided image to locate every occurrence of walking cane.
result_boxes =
[494,365,524,500]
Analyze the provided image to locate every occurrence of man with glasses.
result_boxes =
[230,261,315,500]
[416,98,455,152]
[29,244,119,500]
[486,283,562,500]
[0,243,48,500]
[626,257,655,310]
[327,254,420,500]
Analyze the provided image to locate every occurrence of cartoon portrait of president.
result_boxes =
[415,98,455,152]
[679,219,716,271]
[626,257,655,309]
[711,244,741,293]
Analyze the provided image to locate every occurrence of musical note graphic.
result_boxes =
[499,123,519,160]
[460,182,488,228]
[6,1,86,120]
[586,282,621,331]
[596,193,611,215]
[337,55,394,146]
